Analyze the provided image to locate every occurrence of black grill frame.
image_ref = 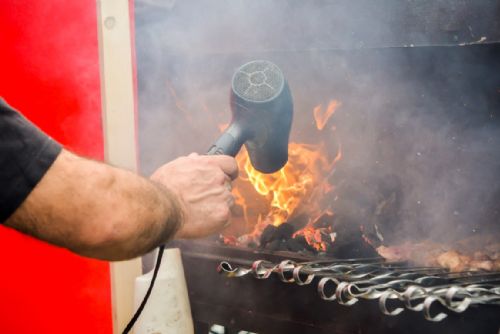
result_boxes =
[171,240,500,334]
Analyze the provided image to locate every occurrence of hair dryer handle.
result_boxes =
[206,123,247,157]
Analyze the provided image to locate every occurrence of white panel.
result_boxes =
[97,1,142,333]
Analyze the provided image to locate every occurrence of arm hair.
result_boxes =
[4,149,183,261]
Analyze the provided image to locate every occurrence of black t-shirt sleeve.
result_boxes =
[0,98,62,223]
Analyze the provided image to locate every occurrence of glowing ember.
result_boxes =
[292,226,335,252]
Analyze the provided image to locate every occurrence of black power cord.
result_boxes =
[121,105,243,332]
[122,245,165,334]
[122,150,218,334]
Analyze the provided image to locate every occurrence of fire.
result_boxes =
[237,142,334,227]
[313,100,341,130]
[166,79,193,123]
[293,225,336,252]
[218,122,229,132]
[222,100,343,251]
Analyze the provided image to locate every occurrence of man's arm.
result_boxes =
[5,149,181,260]
[5,149,237,261]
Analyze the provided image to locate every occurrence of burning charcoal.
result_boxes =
[266,239,286,251]
[292,235,317,253]
[287,213,309,230]
[221,235,237,245]
[247,241,258,249]
[312,213,336,229]
[325,220,379,258]
[285,238,306,252]
[275,223,295,240]
[217,234,236,246]
[259,223,296,248]
[260,225,278,247]
[320,229,333,243]
[324,241,335,254]
[327,234,379,258]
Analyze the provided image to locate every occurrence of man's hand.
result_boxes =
[4,149,238,261]
[151,153,238,239]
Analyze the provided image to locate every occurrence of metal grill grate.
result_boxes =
[218,258,500,322]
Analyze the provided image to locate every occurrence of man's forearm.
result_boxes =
[78,174,184,260]
[5,149,184,261]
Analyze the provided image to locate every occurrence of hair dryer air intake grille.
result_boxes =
[232,60,285,103]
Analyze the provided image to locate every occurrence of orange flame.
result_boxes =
[218,122,229,132]
[313,100,341,130]
[293,226,335,252]
[166,79,193,123]
[238,142,333,227]
[226,101,343,251]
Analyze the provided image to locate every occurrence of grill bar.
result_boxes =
[218,258,500,322]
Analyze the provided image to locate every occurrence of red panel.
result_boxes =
[0,1,112,333]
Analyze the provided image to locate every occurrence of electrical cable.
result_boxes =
[122,245,165,334]
[122,144,221,333]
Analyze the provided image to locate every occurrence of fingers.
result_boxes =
[185,153,238,180]
[219,193,235,229]
[223,175,232,191]
[156,152,239,240]
[226,191,235,207]
[204,155,239,180]
[223,217,232,229]
[218,190,235,220]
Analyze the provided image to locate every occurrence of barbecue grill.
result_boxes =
[135,1,500,333]
[171,240,500,333]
